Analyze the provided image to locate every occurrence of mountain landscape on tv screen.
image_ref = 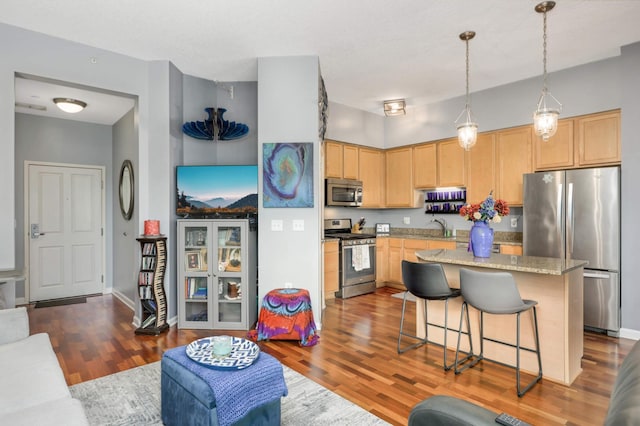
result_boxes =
[177,192,257,217]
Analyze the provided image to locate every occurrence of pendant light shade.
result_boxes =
[533,1,562,141]
[455,31,477,151]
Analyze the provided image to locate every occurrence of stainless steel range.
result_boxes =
[324,218,377,299]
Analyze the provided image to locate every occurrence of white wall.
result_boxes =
[258,56,323,326]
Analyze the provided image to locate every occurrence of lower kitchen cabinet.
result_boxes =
[384,238,458,289]
[323,239,339,299]
[177,219,257,330]
[375,237,389,284]
[500,244,523,255]
[388,238,404,288]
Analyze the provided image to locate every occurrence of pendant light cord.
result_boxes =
[542,9,548,95]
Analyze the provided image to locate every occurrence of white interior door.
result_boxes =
[28,163,104,301]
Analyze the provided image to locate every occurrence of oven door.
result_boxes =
[341,243,376,286]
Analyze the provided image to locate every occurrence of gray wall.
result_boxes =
[113,108,138,304]
[14,113,113,298]
[620,42,640,334]
[258,56,323,324]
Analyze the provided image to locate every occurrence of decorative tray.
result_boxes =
[186,336,260,370]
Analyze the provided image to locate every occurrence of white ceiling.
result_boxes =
[5,0,640,124]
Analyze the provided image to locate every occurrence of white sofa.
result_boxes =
[0,307,88,425]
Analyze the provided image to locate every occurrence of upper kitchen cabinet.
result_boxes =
[534,110,621,171]
[343,145,359,180]
[436,138,467,187]
[359,147,385,208]
[386,146,423,208]
[413,143,437,189]
[466,133,496,203]
[496,125,532,206]
[576,110,620,167]
[324,140,360,180]
[534,119,574,170]
[324,140,344,178]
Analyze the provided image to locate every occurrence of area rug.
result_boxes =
[69,361,389,426]
[34,296,87,308]
[390,291,416,302]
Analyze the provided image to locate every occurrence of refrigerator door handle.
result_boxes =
[556,183,563,252]
[584,272,611,279]
[567,183,574,258]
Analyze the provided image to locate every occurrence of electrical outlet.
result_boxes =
[510,217,518,228]
[271,219,283,231]
[284,282,292,288]
[403,217,410,225]
[292,219,304,231]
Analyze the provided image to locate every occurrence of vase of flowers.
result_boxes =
[459,192,509,257]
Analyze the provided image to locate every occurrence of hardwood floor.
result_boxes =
[25,287,634,425]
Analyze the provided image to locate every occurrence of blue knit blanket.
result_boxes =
[163,346,288,426]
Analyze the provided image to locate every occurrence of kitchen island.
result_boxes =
[414,249,587,385]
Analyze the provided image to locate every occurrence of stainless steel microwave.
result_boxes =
[325,178,363,207]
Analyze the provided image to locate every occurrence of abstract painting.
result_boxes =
[263,143,314,208]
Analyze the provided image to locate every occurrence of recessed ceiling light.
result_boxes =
[53,97,87,113]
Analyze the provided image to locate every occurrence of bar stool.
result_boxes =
[454,268,543,397]
[398,260,471,370]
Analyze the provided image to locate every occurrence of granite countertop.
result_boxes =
[371,230,522,246]
[415,249,587,275]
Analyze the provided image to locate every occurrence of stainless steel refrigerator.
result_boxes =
[523,167,620,335]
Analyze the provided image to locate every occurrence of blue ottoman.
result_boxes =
[161,345,288,426]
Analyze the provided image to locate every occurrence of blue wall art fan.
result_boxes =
[182,107,249,141]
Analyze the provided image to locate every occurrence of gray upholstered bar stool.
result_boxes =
[454,268,543,397]
[398,260,470,371]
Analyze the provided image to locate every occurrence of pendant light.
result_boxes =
[455,31,477,151]
[533,1,562,141]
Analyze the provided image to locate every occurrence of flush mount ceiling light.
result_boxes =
[533,1,562,142]
[53,97,87,113]
[455,31,478,151]
[383,99,406,117]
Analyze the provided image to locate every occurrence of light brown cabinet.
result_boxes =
[576,110,621,167]
[375,237,389,284]
[534,119,574,170]
[388,238,404,287]
[386,147,422,207]
[466,133,496,203]
[413,143,437,189]
[437,138,467,187]
[384,238,458,289]
[323,240,339,299]
[324,140,344,179]
[343,145,359,180]
[534,110,621,171]
[359,147,385,208]
[403,239,429,263]
[500,244,523,255]
[496,126,532,206]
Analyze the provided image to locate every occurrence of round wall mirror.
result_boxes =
[119,160,134,220]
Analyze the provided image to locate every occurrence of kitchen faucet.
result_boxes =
[432,218,448,236]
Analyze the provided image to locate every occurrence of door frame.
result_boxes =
[23,160,106,303]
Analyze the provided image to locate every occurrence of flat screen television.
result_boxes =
[176,165,258,218]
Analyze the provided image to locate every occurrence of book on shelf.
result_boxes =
[139,285,152,299]
[141,314,157,329]
[141,299,156,313]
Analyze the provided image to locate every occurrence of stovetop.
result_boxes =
[325,232,377,240]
